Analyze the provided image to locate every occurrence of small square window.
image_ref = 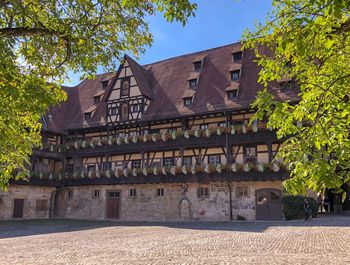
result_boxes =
[92,189,100,198]
[189,79,197,88]
[228,90,238,99]
[200,124,208,130]
[183,157,193,167]
[94,96,100,104]
[156,188,164,197]
[129,189,137,197]
[230,70,240,81]
[193,61,202,71]
[151,161,161,168]
[68,190,73,199]
[87,164,95,172]
[184,97,192,107]
[246,146,256,157]
[163,158,174,167]
[232,51,242,62]
[101,80,109,88]
[198,187,209,198]
[84,112,91,120]
[132,104,139,113]
[236,186,249,198]
[131,160,141,169]
[208,155,221,166]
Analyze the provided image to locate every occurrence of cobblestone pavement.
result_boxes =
[1,216,350,265]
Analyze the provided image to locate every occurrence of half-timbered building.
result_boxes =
[0,42,299,221]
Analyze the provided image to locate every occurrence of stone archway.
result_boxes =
[179,198,191,220]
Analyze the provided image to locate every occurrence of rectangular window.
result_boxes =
[193,61,202,71]
[84,112,91,120]
[232,51,242,62]
[208,155,221,166]
[184,97,192,107]
[197,187,209,198]
[68,190,73,199]
[110,107,117,116]
[87,164,95,172]
[92,189,100,198]
[188,79,197,88]
[218,122,226,127]
[131,160,141,169]
[129,189,137,197]
[199,124,208,130]
[168,128,177,133]
[230,70,240,81]
[183,157,193,167]
[102,80,109,88]
[108,191,120,198]
[163,158,174,167]
[228,90,238,99]
[132,104,139,113]
[121,78,130,96]
[94,96,100,104]
[102,162,111,170]
[245,146,257,163]
[236,186,249,198]
[156,188,164,197]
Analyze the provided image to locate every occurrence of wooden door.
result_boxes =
[255,189,282,220]
[13,199,24,218]
[256,189,269,220]
[106,191,120,219]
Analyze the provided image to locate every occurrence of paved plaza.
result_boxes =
[0,216,350,265]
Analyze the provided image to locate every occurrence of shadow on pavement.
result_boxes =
[0,215,349,239]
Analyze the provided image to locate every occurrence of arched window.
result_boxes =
[121,103,129,121]
[121,79,130,96]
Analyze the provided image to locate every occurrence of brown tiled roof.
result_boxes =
[225,82,240,91]
[229,63,242,71]
[181,89,196,99]
[186,72,200,80]
[47,42,299,133]
[93,90,105,97]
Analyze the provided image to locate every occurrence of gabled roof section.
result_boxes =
[125,55,154,99]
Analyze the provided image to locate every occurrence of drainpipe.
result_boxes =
[225,112,233,221]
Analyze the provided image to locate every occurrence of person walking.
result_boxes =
[304,198,310,221]
[317,194,323,213]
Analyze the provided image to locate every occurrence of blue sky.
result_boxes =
[64,0,272,86]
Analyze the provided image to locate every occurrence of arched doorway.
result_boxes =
[179,198,191,220]
[256,189,282,220]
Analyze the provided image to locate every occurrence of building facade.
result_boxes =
[0,43,298,221]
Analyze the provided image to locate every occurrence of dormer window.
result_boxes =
[232,51,242,62]
[184,97,193,107]
[189,79,198,88]
[101,80,109,88]
[227,90,238,100]
[230,70,240,81]
[94,96,100,104]
[84,112,91,120]
[279,81,292,90]
[193,61,202,71]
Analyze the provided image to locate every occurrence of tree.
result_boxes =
[0,0,197,190]
[243,0,350,198]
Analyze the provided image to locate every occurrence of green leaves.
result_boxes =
[244,0,350,196]
[0,0,197,189]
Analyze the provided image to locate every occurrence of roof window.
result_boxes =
[101,80,109,88]
[188,79,198,88]
[227,90,238,100]
[232,51,242,62]
[230,70,240,81]
[184,97,193,107]
[279,81,292,90]
[84,112,92,120]
[94,96,100,104]
[193,61,202,71]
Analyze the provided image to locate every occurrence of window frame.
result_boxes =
[156,188,164,197]
[92,189,100,199]
[230,70,240,81]
[184,97,193,107]
[183,156,193,167]
[188,78,198,88]
[232,51,243,62]
[128,188,137,197]
[120,103,129,121]
[193,61,202,71]
[236,186,249,198]
[120,78,130,97]
[197,187,210,198]
[131,160,141,169]
[227,90,238,100]
[208,154,221,166]
[163,158,174,167]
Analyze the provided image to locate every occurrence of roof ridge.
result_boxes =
[142,41,241,67]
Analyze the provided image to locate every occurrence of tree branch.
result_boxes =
[0,27,64,38]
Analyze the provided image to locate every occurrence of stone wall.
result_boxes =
[55,181,282,221]
[0,185,55,220]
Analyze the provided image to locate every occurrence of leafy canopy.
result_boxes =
[243,0,350,197]
[0,0,197,190]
